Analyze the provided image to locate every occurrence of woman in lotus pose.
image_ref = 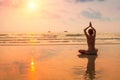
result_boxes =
[79,22,98,55]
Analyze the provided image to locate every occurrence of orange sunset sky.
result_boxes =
[0,0,120,33]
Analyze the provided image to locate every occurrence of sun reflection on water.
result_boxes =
[31,58,35,72]
[29,57,38,80]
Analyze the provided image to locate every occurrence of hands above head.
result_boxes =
[89,21,92,27]
[84,21,95,31]
[89,21,95,29]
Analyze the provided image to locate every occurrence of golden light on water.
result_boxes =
[29,57,38,80]
[31,58,35,72]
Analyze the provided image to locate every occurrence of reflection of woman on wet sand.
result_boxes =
[78,55,97,80]
[79,22,98,55]
[85,55,96,80]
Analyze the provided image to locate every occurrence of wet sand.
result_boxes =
[0,45,120,80]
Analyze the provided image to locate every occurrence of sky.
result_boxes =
[0,0,120,33]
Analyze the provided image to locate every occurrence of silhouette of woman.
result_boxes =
[79,22,98,55]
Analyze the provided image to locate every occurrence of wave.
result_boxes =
[0,33,120,45]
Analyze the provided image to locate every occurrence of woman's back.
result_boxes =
[87,34,95,51]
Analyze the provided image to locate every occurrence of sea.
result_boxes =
[0,32,120,46]
[1,33,120,80]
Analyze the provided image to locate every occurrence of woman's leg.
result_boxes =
[79,49,88,54]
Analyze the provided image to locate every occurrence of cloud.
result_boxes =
[0,0,23,8]
[65,0,105,4]
[0,0,3,6]
[118,7,120,10]
[75,0,105,2]
[76,0,94,2]
[81,8,120,21]
[81,8,102,19]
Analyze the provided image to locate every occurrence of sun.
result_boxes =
[28,1,37,10]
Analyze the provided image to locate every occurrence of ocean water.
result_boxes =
[0,33,120,80]
[0,32,120,45]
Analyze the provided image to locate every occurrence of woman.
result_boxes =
[79,22,98,55]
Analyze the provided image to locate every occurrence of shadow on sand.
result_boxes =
[78,54,97,80]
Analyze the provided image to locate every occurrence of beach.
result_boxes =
[0,0,120,79]
[0,44,120,80]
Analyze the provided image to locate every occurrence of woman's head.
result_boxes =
[88,29,93,35]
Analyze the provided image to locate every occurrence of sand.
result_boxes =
[0,45,120,80]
